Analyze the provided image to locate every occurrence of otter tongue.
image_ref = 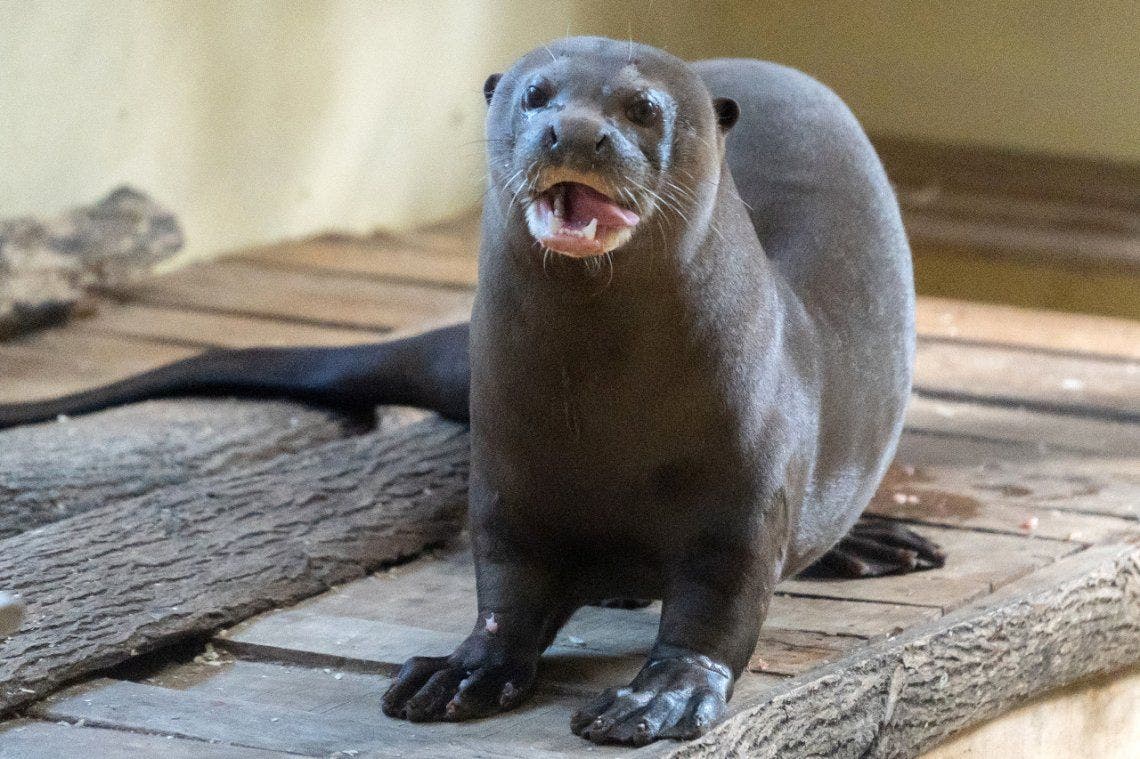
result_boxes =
[564,183,639,228]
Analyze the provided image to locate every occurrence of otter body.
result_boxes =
[0,38,942,744]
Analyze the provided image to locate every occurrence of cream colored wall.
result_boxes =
[921,666,1140,759]
[0,0,612,262]
[583,0,1140,162]
[2,1,1136,263]
[720,1,1140,162]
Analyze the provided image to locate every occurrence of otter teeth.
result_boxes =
[558,217,598,241]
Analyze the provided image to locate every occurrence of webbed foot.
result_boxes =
[570,652,731,745]
[801,516,946,578]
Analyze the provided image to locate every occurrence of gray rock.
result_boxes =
[0,187,182,337]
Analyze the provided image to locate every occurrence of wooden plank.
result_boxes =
[221,610,463,674]
[350,547,942,642]
[280,541,939,643]
[33,678,452,757]
[219,608,656,694]
[764,595,940,637]
[913,339,1140,420]
[868,463,1136,542]
[0,328,194,403]
[220,543,939,684]
[747,629,862,677]
[31,676,622,758]
[904,395,1140,456]
[0,417,469,716]
[235,213,1139,363]
[894,429,1138,521]
[110,260,474,330]
[777,525,1078,612]
[149,653,780,745]
[0,718,289,759]
[915,297,1140,361]
[73,302,384,349]
[148,660,389,715]
[0,399,352,539]
[240,234,478,289]
[661,542,1140,758]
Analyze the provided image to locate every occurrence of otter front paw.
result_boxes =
[382,654,536,722]
[570,653,731,745]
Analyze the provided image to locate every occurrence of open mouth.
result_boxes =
[526,181,641,257]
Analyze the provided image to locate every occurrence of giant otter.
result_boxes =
[0,37,943,744]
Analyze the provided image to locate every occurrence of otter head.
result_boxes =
[483,37,738,259]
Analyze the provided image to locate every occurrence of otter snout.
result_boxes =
[542,114,621,164]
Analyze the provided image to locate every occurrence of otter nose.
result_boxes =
[545,116,614,158]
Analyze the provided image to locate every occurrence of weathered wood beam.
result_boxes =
[0,417,469,716]
[666,543,1140,758]
[0,399,356,539]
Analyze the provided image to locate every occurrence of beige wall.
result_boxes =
[1,1,1136,262]
[584,0,1140,162]
[2,1,552,261]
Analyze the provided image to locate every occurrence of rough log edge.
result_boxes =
[0,399,356,539]
[0,418,469,717]
[661,542,1140,759]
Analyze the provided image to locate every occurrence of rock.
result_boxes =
[0,187,182,338]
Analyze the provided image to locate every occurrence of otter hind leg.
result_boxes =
[800,516,946,579]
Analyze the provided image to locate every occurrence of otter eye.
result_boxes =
[522,85,550,110]
[626,97,660,126]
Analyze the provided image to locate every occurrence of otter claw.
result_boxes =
[570,656,730,745]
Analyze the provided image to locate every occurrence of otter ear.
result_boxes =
[483,73,502,105]
[713,97,739,132]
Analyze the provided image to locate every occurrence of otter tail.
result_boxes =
[0,323,471,430]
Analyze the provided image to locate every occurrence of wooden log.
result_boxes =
[0,399,356,539]
[0,417,469,716]
[0,187,182,338]
[666,542,1140,758]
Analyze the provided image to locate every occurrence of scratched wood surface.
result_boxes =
[0,214,1137,758]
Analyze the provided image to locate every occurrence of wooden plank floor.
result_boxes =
[1,213,1137,757]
